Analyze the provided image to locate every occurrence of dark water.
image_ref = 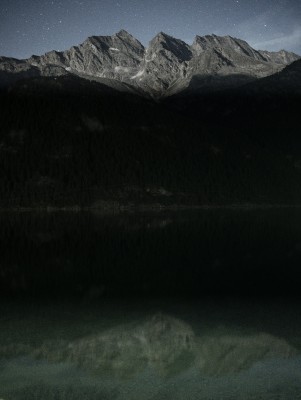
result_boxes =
[0,209,301,399]
[1,209,301,298]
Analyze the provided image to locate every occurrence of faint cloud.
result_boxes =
[232,4,301,54]
[252,27,301,53]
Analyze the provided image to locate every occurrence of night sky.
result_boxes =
[1,0,300,59]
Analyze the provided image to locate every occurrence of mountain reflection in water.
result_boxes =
[0,306,301,400]
[0,210,301,399]
[24,313,296,377]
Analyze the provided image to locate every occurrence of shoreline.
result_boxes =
[1,203,301,213]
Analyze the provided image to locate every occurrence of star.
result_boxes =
[1,0,300,59]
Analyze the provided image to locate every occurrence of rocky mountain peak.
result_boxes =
[114,29,145,51]
[78,30,144,53]
[116,29,134,39]
[152,31,173,42]
[192,34,263,60]
[0,30,300,96]
[148,32,192,62]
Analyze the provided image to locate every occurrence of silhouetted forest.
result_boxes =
[0,69,300,208]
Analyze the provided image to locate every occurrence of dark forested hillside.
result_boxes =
[0,64,300,208]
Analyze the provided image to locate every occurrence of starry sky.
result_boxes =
[1,0,300,59]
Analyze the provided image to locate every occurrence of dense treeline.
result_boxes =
[0,74,300,208]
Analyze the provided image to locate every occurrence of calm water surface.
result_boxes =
[0,209,301,399]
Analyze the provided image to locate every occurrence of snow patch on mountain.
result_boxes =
[114,66,131,73]
[130,69,145,79]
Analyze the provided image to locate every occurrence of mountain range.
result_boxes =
[0,31,300,208]
[0,29,299,97]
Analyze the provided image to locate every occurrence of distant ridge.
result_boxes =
[0,30,299,97]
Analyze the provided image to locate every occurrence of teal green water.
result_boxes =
[0,210,301,399]
[0,299,301,399]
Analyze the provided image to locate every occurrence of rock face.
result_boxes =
[133,32,193,95]
[0,30,300,96]
[185,34,285,93]
[37,29,145,81]
[258,49,300,65]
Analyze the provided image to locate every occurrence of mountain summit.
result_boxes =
[0,30,299,96]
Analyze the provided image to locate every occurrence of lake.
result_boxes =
[0,209,300,399]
